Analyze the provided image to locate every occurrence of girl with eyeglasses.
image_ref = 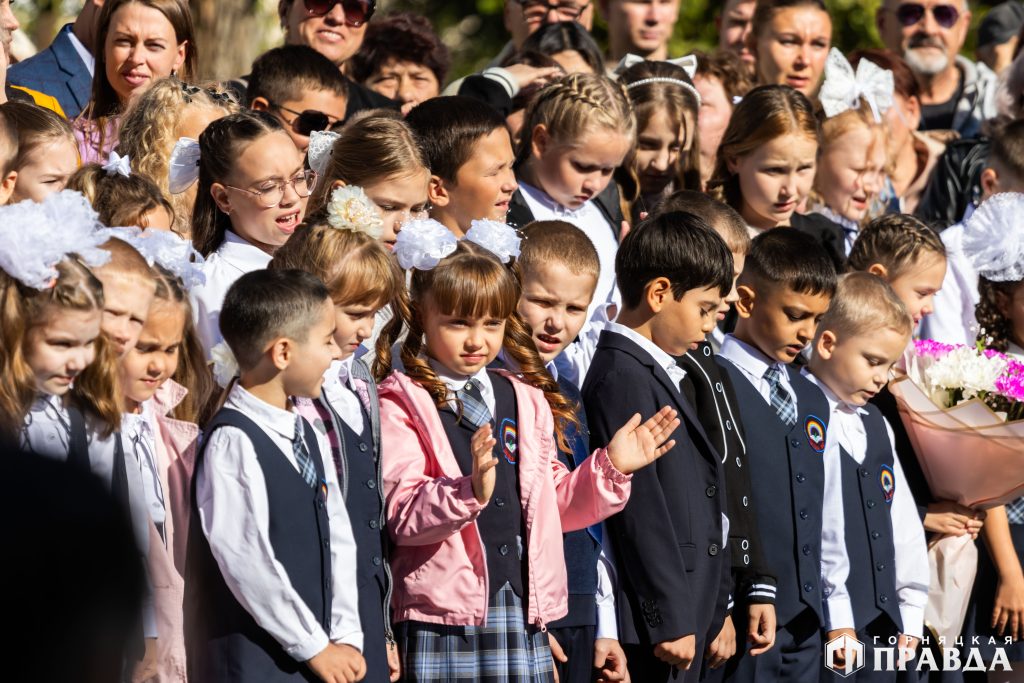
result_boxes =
[190,111,318,355]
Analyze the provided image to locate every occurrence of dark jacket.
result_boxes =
[791,212,847,273]
[506,182,625,238]
[915,137,989,231]
[8,24,92,118]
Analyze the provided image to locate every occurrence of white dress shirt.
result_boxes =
[321,358,367,436]
[718,335,798,412]
[428,358,496,416]
[604,322,687,392]
[195,384,363,661]
[123,404,166,529]
[67,27,96,76]
[191,231,272,357]
[805,373,929,638]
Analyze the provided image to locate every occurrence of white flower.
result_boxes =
[210,341,239,388]
[925,347,1007,403]
[464,219,521,263]
[393,218,458,270]
[326,185,384,239]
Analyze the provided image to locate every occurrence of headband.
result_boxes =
[819,48,894,123]
[615,53,702,105]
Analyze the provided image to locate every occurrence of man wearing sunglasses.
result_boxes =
[877,0,997,138]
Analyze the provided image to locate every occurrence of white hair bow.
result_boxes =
[168,137,201,194]
[614,53,698,79]
[307,130,341,179]
[103,150,132,178]
[210,341,239,388]
[103,226,207,289]
[819,48,894,123]
[963,192,1024,283]
[465,220,521,263]
[393,218,459,271]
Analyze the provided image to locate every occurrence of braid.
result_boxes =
[849,214,946,277]
[399,302,452,409]
[373,285,412,382]
[976,277,1017,352]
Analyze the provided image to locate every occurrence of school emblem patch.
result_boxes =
[879,465,895,504]
[805,415,827,453]
[501,418,518,465]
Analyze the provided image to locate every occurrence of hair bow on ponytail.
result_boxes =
[819,48,895,123]
[102,151,132,178]
[168,137,201,194]
[614,52,698,79]
[307,130,341,179]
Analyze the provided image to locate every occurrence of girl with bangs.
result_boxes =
[375,219,680,681]
[269,201,405,683]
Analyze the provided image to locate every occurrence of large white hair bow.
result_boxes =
[819,48,894,123]
[465,220,521,263]
[0,191,111,289]
[393,219,459,271]
[103,150,132,178]
[104,227,207,289]
[614,52,698,79]
[307,130,341,179]
[168,137,201,194]
[963,192,1024,282]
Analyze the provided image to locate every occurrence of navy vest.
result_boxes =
[718,361,828,627]
[839,405,903,632]
[440,372,526,597]
[185,409,331,683]
[550,375,601,629]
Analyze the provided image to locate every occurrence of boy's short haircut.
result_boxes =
[816,271,913,343]
[848,214,946,279]
[987,118,1024,181]
[518,220,600,281]
[616,211,734,309]
[654,190,751,255]
[404,96,507,182]
[220,269,331,370]
[246,45,348,107]
[0,108,17,177]
[741,229,837,297]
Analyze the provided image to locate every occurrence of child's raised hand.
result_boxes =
[470,424,498,505]
[606,407,680,475]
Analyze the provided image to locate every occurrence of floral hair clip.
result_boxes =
[103,150,132,178]
[210,341,240,388]
[819,48,894,123]
[307,130,341,178]
[168,137,201,194]
[393,218,458,271]
[0,191,111,290]
[326,185,383,239]
[464,219,521,263]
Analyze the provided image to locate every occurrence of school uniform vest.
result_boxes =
[439,372,526,597]
[839,405,903,632]
[717,361,828,627]
[184,409,331,683]
[550,375,601,629]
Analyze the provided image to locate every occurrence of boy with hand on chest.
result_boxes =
[716,230,845,683]
[184,269,365,683]
[806,273,929,681]
[582,212,734,682]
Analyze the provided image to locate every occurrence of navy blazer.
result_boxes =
[582,330,729,649]
[9,24,92,118]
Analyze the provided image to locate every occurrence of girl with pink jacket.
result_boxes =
[377,221,680,682]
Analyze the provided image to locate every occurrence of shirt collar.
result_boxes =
[225,383,299,441]
[519,181,592,218]
[426,356,491,398]
[803,370,868,417]
[220,230,273,270]
[605,321,680,375]
[720,334,782,381]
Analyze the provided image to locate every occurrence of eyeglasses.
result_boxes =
[516,0,592,22]
[894,3,960,29]
[302,0,376,27]
[225,170,318,208]
[271,103,341,137]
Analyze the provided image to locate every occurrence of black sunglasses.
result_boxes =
[302,0,376,27]
[894,3,960,29]
[272,103,341,137]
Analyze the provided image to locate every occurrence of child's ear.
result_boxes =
[981,167,1000,200]
[816,329,837,360]
[734,284,756,319]
[269,337,292,370]
[530,123,551,159]
[0,170,16,205]
[725,154,740,175]
[866,263,889,279]
[211,183,232,215]
[250,97,271,113]
[644,277,673,312]
[331,179,347,191]
[427,175,450,208]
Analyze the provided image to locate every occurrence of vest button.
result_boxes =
[799,509,809,520]
[715,382,724,393]
[372,556,382,566]
[703,346,712,356]
[880,594,888,603]
[369,520,378,529]
[359,443,368,452]
[741,539,749,550]
[791,439,801,448]
[866,500,875,509]
[708,544,719,556]
[876,562,885,571]
[802,544,811,556]
[706,485,717,498]
[736,457,742,468]
[795,473,806,483]
[803,582,814,593]
[725,420,733,431]
[871,531,880,540]
[499,544,510,556]
[743,554,750,565]
[495,497,505,507]
[366,479,376,489]
[742,496,749,507]
[323,539,329,548]
[860,468,869,478]
[318,500,324,509]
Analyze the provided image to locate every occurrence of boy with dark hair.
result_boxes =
[0,106,16,204]
[717,229,843,683]
[404,95,518,236]
[248,45,349,153]
[185,269,365,683]
[583,211,734,682]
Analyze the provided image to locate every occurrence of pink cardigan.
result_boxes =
[379,369,631,628]
[138,380,199,683]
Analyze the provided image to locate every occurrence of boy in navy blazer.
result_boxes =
[582,212,733,682]
[716,230,842,683]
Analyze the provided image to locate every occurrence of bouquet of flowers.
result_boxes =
[889,339,1024,509]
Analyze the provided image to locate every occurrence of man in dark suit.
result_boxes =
[583,212,734,682]
[8,0,102,117]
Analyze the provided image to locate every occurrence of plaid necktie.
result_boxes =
[293,416,318,488]
[764,365,797,427]
[457,378,492,428]
[1007,497,1024,525]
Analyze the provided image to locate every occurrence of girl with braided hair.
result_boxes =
[376,219,679,681]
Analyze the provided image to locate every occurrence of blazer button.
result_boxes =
[795,473,806,483]
[708,544,719,556]
[790,439,801,448]
[495,497,505,507]
[799,509,809,520]
[706,485,717,497]
[803,582,814,593]
[359,443,368,452]
[735,457,743,468]
[742,495,749,507]
[880,594,888,603]
[715,382,724,393]
[367,479,376,489]
[802,544,811,556]
[741,540,749,550]
[743,554,750,565]
[703,346,712,357]
[725,420,733,431]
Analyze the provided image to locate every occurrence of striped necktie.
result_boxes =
[764,365,797,427]
[457,378,492,428]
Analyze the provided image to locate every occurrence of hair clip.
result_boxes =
[0,191,111,290]
[464,219,521,263]
[307,130,341,178]
[819,48,894,123]
[393,218,458,271]
[179,80,235,105]
[326,185,383,239]
[168,137,201,194]
[102,150,132,178]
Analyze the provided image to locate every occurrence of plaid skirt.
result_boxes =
[396,582,555,682]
